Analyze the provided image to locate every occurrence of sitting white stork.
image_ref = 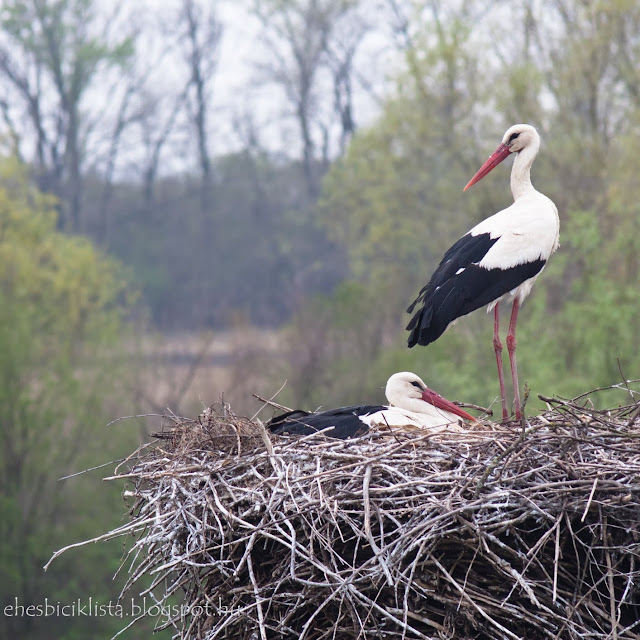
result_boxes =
[268,371,475,439]
[406,124,559,421]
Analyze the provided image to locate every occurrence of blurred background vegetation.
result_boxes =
[1,0,639,637]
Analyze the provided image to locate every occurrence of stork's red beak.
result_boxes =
[463,142,512,191]
[421,388,475,422]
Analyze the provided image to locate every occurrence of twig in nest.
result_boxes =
[520,382,531,431]
[581,476,598,522]
[571,379,640,403]
[455,401,493,416]
[251,380,292,418]
[617,358,635,403]
[628,405,640,427]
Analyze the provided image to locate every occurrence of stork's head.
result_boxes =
[385,372,475,421]
[385,371,428,407]
[464,123,540,191]
[501,123,540,154]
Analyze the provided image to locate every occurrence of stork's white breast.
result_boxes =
[471,192,559,271]
[360,406,463,430]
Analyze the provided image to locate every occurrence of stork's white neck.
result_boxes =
[510,141,539,200]
[393,395,430,414]
[386,384,421,413]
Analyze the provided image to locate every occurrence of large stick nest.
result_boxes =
[93,388,640,638]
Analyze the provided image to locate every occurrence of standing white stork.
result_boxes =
[268,371,475,439]
[406,124,559,421]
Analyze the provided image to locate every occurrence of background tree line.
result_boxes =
[0,0,388,329]
[1,1,640,638]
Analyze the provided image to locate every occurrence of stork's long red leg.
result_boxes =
[493,304,508,420]
[507,299,521,420]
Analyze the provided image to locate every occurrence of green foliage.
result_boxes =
[0,157,153,640]
[0,162,130,341]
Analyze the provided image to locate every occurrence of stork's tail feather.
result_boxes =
[406,304,445,347]
[406,284,465,347]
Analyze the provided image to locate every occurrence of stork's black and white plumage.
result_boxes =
[407,124,559,421]
[268,371,475,439]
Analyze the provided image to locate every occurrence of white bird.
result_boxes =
[268,371,475,439]
[406,124,559,421]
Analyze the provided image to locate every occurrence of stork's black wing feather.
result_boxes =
[407,233,498,314]
[268,404,385,439]
[407,232,545,347]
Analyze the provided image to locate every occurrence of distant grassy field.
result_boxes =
[134,328,286,421]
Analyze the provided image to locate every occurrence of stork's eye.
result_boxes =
[508,132,520,143]
[410,381,423,389]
